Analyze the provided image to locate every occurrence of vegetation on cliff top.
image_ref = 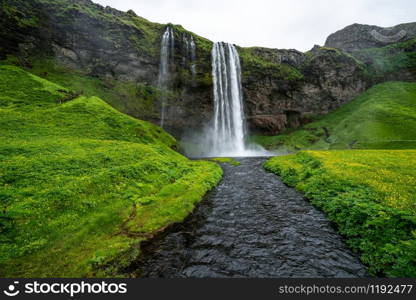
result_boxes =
[0,65,222,277]
[238,47,304,81]
[265,150,416,277]
[253,81,416,151]
[354,38,416,82]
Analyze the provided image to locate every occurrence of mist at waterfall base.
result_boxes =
[181,42,274,158]
[180,125,274,158]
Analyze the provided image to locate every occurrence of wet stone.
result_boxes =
[137,158,368,278]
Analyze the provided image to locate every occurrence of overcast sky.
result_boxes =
[93,0,415,51]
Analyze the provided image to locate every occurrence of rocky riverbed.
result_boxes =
[135,157,368,278]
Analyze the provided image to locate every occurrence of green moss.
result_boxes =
[170,24,213,86]
[0,1,40,27]
[20,56,161,119]
[303,46,366,75]
[265,150,416,277]
[210,157,241,166]
[354,38,416,81]
[170,24,212,50]
[122,15,164,57]
[254,81,416,151]
[0,55,21,66]
[249,127,324,152]
[0,65,222,277]
[28,0,165,58]
[238,47,303,81]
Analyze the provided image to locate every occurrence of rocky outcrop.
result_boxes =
[243,47,306,68]
[325,22,416,53]
[1,0,159,81]
[241,46,367,134]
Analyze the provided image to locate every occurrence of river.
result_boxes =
[135,157,367,278]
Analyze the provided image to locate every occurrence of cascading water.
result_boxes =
[189,36,196,81]
[182,34,197,82]
[158,26,175,128]
[209,42,246,156]
[180,41,273,158]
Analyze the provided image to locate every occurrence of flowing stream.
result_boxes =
[135,158,368,277]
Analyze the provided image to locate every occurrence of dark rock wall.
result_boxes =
[240,46,367,134]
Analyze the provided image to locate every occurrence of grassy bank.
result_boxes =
[265,150,416,277]
[0,65,222,277]
[210,157,241,166]
[253,81,416,151]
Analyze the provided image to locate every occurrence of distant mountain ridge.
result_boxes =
[325,22,416,52]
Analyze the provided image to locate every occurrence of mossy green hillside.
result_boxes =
[0,65,222,277]
[265,150,416,277]
[253,81,416,151]
[7,56,163,121]
[354,38,416,82]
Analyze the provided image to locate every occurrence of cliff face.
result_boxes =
[239,46,367,134]
[0,0,414,137]
[1,0,158,81]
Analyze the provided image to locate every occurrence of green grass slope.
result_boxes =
[0,65,222,277]
[262,78,416,277]
[252,81,416,151]
[354,38,416,82]
[265,150,416,277]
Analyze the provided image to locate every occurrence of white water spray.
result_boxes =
[180,42,273,158]
[205,42,271,157]
[210,42,246,156]
[158,26,174,128]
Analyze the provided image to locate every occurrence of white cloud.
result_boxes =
[92,0,416,51]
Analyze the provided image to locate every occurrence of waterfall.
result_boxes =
[158,26,174,128]
[180,42,273,158]
[189,35,196,81]
[209,42,247,156]
[182,34,197,82]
